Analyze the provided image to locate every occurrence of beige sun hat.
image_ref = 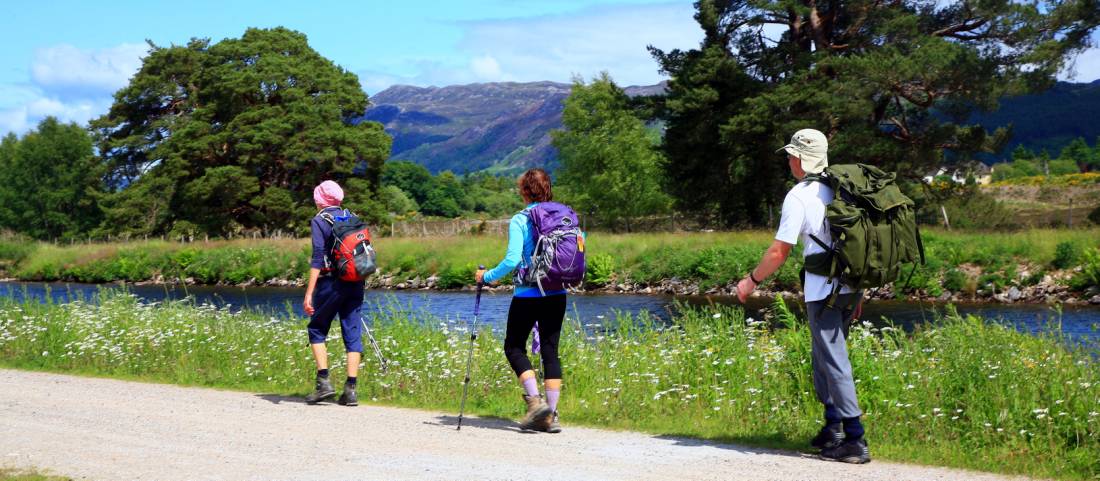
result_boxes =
[777,128,829,174]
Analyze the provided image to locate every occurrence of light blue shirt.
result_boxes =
[483,203,567,298]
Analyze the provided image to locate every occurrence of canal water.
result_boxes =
[2,281,1097,346]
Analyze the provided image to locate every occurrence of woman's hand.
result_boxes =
[303,294,315,316]
[474,269,486,285]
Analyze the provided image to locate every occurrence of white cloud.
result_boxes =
[1059,46,1100,83]
[362,3,702,90]
[470,55,505,80]
[0,43,145,136]
[0,83,42,110]
[454,3,701,86]
[0,96,109,136]
[31,43,147,99]
[357,70,406,96]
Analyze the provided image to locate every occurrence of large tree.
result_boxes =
[91,27,391,236]
[0,117,103,240]
[553,73,671,230]
[650,0,1100,226]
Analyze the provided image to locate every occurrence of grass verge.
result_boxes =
[0,292,1096,479]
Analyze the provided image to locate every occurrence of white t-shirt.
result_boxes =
[775,181,854,302]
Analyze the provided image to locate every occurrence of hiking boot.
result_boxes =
[518,395,552,431]
[811,423,844,450]
[532,409,563,433]
[546,412,562,433]
[338,386,358,406]
[304,376,336,404]
[820,438,871,464]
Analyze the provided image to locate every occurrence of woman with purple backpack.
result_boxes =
[476,168,584,433]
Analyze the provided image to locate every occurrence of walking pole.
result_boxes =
[457,265,486,431]
[360,317,389,374]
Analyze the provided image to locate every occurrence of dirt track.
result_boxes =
[0,369,1030,481]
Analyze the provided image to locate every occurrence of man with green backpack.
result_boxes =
[736,128,923,464]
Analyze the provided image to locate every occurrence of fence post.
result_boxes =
[941,205,951,230]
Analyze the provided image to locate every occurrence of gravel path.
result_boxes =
[0,369,1030,481]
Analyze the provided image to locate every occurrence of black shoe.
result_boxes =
[820,438,871,464]
[305,377,336,404]
[811,423,844,450]
[338,386,358,406]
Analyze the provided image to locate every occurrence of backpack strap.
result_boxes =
[314,209,340,272]
[802,172,827,185]
[316,208,337,225]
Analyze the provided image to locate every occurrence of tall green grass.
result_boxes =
[0,292,1095,479]
[2,229,1099,295]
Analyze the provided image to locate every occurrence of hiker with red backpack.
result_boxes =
[303,180,377,406]
[476,168,585,433]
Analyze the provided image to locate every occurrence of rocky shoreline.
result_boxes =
[6,269,1099,305]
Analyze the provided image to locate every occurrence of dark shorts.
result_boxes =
[306,277,365,353]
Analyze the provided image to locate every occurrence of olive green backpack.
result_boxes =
[802,163,925,300]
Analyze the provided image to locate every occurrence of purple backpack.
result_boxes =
[516,202,586,294]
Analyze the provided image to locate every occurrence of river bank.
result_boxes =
[2,229,1099,305]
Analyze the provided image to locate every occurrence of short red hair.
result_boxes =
[517,168,553,203]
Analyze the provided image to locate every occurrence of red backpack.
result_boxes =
[318,209,377,282]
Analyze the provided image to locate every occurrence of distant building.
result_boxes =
[923,162,992,185]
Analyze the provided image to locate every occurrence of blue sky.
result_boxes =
[0,0,704,134]
[1,0,1098,136]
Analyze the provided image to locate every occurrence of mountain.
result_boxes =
[970,79,1100,159]
[356,81,666,174]
[356,79,1099,174]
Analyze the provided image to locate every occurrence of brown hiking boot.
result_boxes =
[518,394,552,431]
[532,408,563,433]
[544,411,562,433]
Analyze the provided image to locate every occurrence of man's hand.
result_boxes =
[851,298,864,321]
[303,294,315,316]
[475,269,486,285]
[736,277,756,303]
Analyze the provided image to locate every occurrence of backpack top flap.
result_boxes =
[826,164,913,214]
[525,202,579,235]
[319,210,370,243]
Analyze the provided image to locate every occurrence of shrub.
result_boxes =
[0,237,36,265]
[943,269,967,292]
[585,253,617,287]
[1069,248,1100,291]
[1052,241,1080,269]
[921,188,1013,230]
[1023,268,1045,286]
[437,262,475,289]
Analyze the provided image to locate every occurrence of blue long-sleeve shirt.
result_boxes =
[310,207,346,270]
[483,203,566,298]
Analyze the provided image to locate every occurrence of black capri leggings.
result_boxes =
[503,294,567,379]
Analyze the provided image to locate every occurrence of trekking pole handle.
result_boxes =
[472,265,485,341]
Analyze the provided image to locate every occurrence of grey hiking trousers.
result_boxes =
[806,293,863,419]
